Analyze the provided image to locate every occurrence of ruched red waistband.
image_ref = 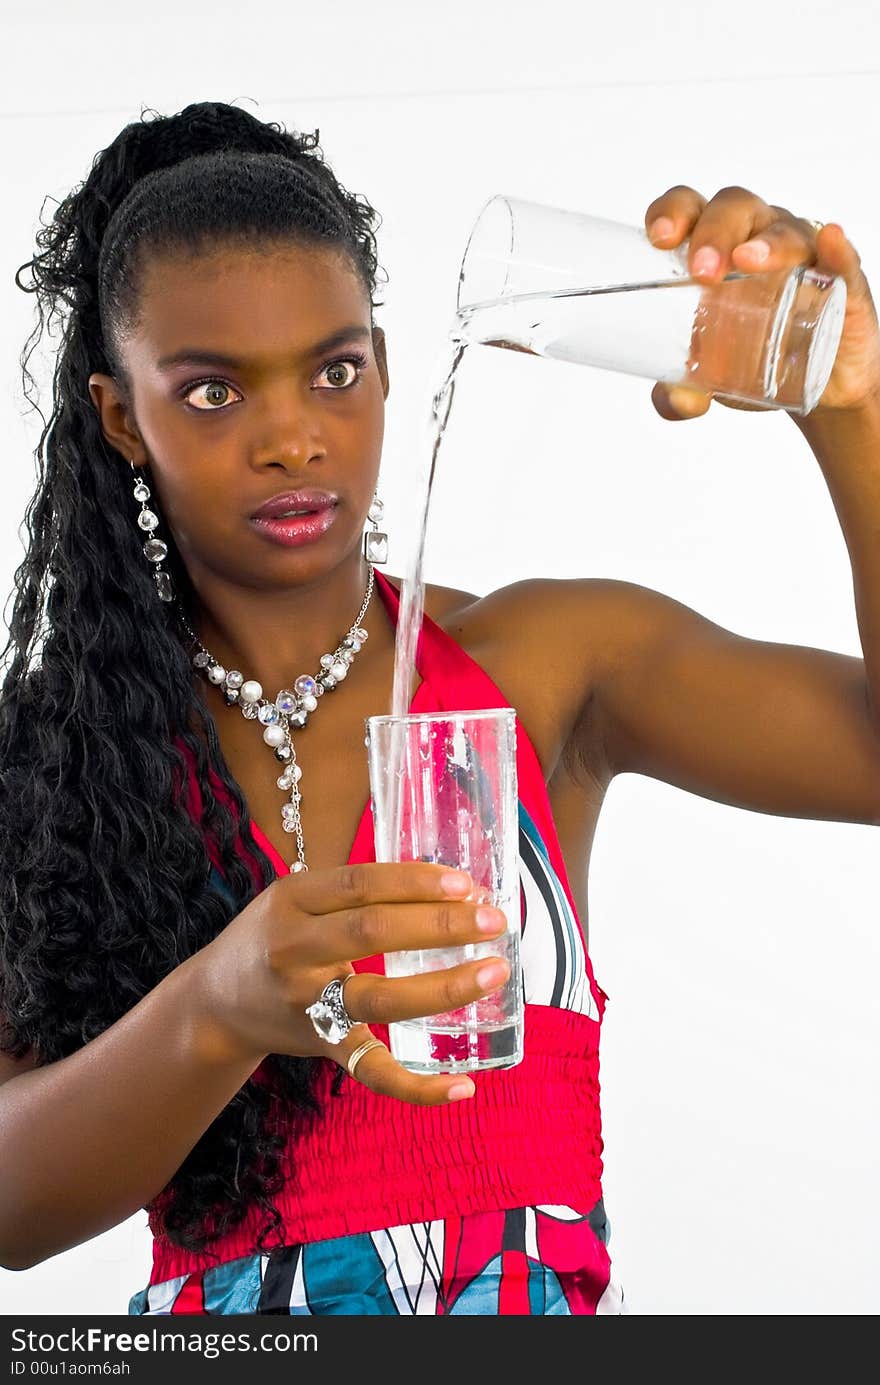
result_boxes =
[149,1003,604,1283]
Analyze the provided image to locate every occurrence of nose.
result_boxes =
[250,381,327,469]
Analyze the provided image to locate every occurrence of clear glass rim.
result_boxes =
[456,192,514,311]
[366,707,516,730]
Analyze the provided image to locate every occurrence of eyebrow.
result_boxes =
[156,324,372,371]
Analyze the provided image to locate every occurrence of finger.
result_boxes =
[339,1031,477,1106]
[645,184,707,248]
[811,221,869,295]
[342,954,512,1026]
[286,860,476,915]
[297,897,510,966]
[651,382,712,421]
[730,213,820,276]
[676,185,777,282]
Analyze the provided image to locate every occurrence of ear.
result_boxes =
[87,373,146,467]
[371,325,390,401]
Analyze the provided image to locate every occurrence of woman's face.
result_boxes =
[90,238,389,599]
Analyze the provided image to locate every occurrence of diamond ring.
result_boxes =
[305,973,359,1045]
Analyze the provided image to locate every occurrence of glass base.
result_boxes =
[388,1015,524,1074]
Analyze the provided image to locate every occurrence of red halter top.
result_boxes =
[149,571,608,1283]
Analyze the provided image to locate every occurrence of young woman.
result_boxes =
[0,101,878,1316]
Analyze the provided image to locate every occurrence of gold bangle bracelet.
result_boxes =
[346,1036,385,1079]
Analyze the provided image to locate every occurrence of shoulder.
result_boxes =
[398,569,664,620]
[433,574,694,664]
[385,569,703,719]
[384,574,483,623]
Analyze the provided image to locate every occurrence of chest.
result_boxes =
[214,675,380,876]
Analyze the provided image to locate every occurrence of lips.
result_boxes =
[249,489,338,520]
[249,496,341,549]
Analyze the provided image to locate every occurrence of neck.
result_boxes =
[180,551,382,698]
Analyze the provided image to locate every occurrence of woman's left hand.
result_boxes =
[644,184,880,420]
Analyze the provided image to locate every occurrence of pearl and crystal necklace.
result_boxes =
[176,565,375,874]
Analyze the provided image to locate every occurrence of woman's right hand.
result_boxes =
[186,862,511,1105]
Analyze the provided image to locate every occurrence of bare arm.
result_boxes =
[583,578,880,822]
[0,862,510,1272]
[0,956,263,1271]
[575,389,880,821]
[545,184,880,820]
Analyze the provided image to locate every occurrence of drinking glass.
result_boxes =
[365,707,523,1074]
[454,194,847,415]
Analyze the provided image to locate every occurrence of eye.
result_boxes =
[183,379,243,411]
[316,352,369,390]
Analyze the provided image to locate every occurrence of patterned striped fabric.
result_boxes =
[129,1200,623,1315]
[128,572,624,1315]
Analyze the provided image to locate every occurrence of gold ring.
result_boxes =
[346,1036,385,1079]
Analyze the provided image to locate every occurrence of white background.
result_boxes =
[1,0,879,1316]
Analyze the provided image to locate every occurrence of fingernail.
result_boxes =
[448,1081,475,1101]
[477,960,509,989]
[649,217,676,241]
[692,246,721,277]
[740,237,770,264]
[440,870,471,896]
[668,386,710,417]
[476,906,507,933]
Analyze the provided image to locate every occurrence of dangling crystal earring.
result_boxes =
[363,492,388,566]
[131,459,174,603]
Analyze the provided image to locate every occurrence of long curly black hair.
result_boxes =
[0,100,387,1258]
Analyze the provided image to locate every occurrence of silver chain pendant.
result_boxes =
[179,565,375,873]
